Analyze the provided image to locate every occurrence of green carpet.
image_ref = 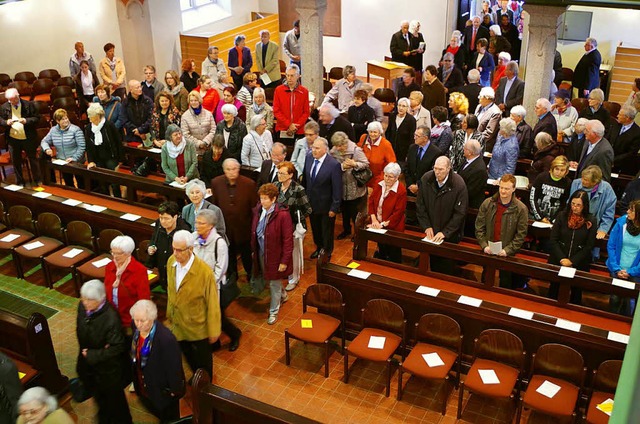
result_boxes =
[0,289,58,319]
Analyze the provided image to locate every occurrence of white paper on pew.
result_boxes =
[366,227,388,234]
[458,295,482,307]
[260,73,272,86]
[422,352,445,367]
[22,241,44,251]
[347,269,371,279]
[607,331,630,344]
[416,285,440,297]
[515,176,529,189]
[4,184,23,191]
[51,159,67,166]
[487,178,498,185]
[63,248,83,258]
[120,213,141,222]
[150,222,156,227]
[148,148,162,153]
[508,308,534,320]
[569,166,577,172]
[478,369,500,385]
[422,236,444,245]
[62,198,82,206]
[169,181,187,189]
[532,221,553,229]
[32,191,51,199]
[85,204,107,213]
[558,266,576,278]
[0,234,20,242]
[612,278,636,290]
[489,241,502,255]
[536,380,561,399]
[483,152,492,158]
[555,318,581,332]
[596,398,614,416]
[611,173,619,179]
[92,257,112,268]
[367,336,385,349]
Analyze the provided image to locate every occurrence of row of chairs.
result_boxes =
[571,97,622,117]
[285,284,620,422]
[0,77,75,105]
[0,70,65,88]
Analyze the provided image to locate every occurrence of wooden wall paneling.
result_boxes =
[609,46,640,104]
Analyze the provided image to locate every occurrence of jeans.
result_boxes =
[253,254,286,315]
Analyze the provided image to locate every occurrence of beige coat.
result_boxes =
[181,108,216,154]
[255,41,281,84]
[98,57,126,87]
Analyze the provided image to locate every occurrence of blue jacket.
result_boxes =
[606,215,640,277]
[93,95,124,129]
[569,179,617,234]
[474,52,495,86]
[40,124,86,162]
[488,134,518,179]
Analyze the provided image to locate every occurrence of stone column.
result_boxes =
[296,0,326,108]
[521,4,565,124]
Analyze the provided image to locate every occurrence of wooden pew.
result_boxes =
[0,310,68,395]
[192,369,319,424]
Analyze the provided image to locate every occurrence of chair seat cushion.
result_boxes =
[44,246,92,268]
[585,391,614,424]
[0,229,34,250]
[522,375,579,417]
[15,237,62,258]
[402,343,457,380]
[287,311,340,344]
[347,328,401,362]
[465,358,519,398]
[76,253,112,279]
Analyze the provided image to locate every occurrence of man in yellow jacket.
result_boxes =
[166,230,221,380]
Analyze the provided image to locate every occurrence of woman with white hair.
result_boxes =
[76,279,132,424]
[510,105,533,159]
[441,32,467,71]
[358,121,397,188]
[85,102,123,197]
[214,102,247,161]
[16,387,73,424]
[385,97,416,164]
[181,90,216,155]
[488,24,511,61]
[579,88,611,129]
[241,114,273,167]
[104,236,150,339]
[488,117,519,179]
[246,87,274,132]
[181,178,227,233]
[367,162,406,262]
[130,300,185,422]
[409,20,425,81]
[215,86,246,123]
[491,51,511,90]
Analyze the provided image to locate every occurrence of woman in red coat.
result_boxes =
[250,183,293,325]
[104,236,151,337]
[195,75,220,114]
[368,162,407,263]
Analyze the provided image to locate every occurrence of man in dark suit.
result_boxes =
[404,124,443,196]
[532,98,558,142]
[571,119,614,182]
[389,20,412,65]
[303,137,342,259]
[573,37,602,98]
[609,104,640,175]
[458,69,482,114]
[256,142,295,187]
[463,17,489,62]
[457,138,489,209]
[318,103,355,143]
[495,61,524,116]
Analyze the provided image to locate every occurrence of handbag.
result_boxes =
[69,377,93,402]
[214,236,240,309]
[352,166,373,187]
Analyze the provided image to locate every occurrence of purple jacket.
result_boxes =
[251,203,293,281]
[228,47,253,77]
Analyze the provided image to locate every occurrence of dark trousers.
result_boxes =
[93,158,121,197]
[376,243,402,263]
[94,385,132,424]
[228,240,252,278]
[548,282,583,304]
[499,270,528,290]
[310,212,335,255]
[7,136,41,184]
[221,309,241,341]
[179,339,213,377]
[341,196,365,234]
[139,394,180,424]
[62,171,85,189]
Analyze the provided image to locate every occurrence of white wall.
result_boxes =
[148,0,184,73]
[182,0,261,36]
[557,6,640,71]
[116,0,154,85]
[0,0,122,77]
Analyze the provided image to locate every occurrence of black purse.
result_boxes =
[352,166,373,187]
[69,377,93,402]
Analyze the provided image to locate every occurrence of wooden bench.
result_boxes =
[0,310,68,395]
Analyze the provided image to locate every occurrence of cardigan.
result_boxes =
[161,141,199,183]
[104,257,151,328]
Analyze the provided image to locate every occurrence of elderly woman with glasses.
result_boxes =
[488,117,519,180]
[16,387,74,424]
[104,235,150,340]
[192,209,241,351]
[129,300,185,423]
[161,124,199,184]
[367,162,406,262]
[214,103,247,161]
[579,88,611,130]
[246,87,274,132]
[85,102,123,197]
[242,114,273,168]
[358,121,397,188]
[181,178,226,235]
[76,279,132,424]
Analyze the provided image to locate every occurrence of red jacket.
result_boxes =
[368,181,407,232]
[196,86,220,114]
[251,203,293,280]
[273,83,310,133]
[104,257,151,328]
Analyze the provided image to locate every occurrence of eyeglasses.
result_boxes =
[110,250,127,256]
[173,246,191,253]
[277,172,290,176]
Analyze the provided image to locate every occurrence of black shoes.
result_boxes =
[229,338,240,352]
[336,231,351,240]
[310,250,320,259]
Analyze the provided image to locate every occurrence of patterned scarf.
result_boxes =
[131,322,157,369]
[567,212,591,230]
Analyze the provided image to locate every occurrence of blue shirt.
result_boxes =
[621,228,640,269]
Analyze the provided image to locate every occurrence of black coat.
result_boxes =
[516,120,533,159]
[0,99,40,142]
[257,159,298,188]
[84,120,123,165]
[438,66,464,93]
[390,30,412,64]
[458,83,482,115]
[0,352,22,424]
[533,112,558,141]
[347,102,375,142]
[573,49,602,91]
[579,106,611,135]
[441,47,467,71]
[319,115,355,144]
[121,93,154,142]
[416,170,468,242]
[405,142,443,189]
[146,218,192,287]
[215,117,247,161]
[567,133,586,163]
[200,147,231,188]
[385,112,416,163]
[457,156,489,209]
[397,82,421,102]
[549,212,597,271]
[495,77,525,112]
[609,121,640,175]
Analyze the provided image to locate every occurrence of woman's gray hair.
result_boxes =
[18,387,57,413]
[80,279,106,301]
[331,131,350,147]
[589,88,605,103]
[409,20,421,35]
[489,25,502,36]
[234,34,246,45]
[110,236,135,255]
[173,229,195,246]
[207,46,219,55]
[86,103,105,119]
[249,114,265,131]
[510,105,527,118]
[479,87,495,100]
[397,97,410,108]
[186,178,206,196]
[320,103,340,119]
[620,104,638,120]
[383,162,402,177]
[196,208,218,226]
[304,120,320,134]
[252,87,265,101]
[535,132,554,149]
[499,117,517,136]
[221,103,238,117]
[367,121,383,133]
[498,51,512,62]
[443,52,455,62]
[129,299,158,321]
[165,124,181,141]
[343,65,356,78]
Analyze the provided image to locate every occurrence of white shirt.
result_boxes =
[173,253,195,291]
[311,152,327,175]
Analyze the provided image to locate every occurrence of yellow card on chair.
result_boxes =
[18,372,26,379]
[347,262,360,269]
[301,319,313,328]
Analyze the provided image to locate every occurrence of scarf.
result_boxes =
[167,138,186,159]
[107,56,117,70]
[192,105,202,115]
[113,256,131,288]
[169,82,185,97]
[447,45,460,56]
[627,218,640,236]
[431,121,451,138]
[567,212,591,230]
[131,321,157,369]
[252,102,266,115]
[91,118,106,146]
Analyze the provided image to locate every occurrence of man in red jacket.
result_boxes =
[273,64,310,140]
